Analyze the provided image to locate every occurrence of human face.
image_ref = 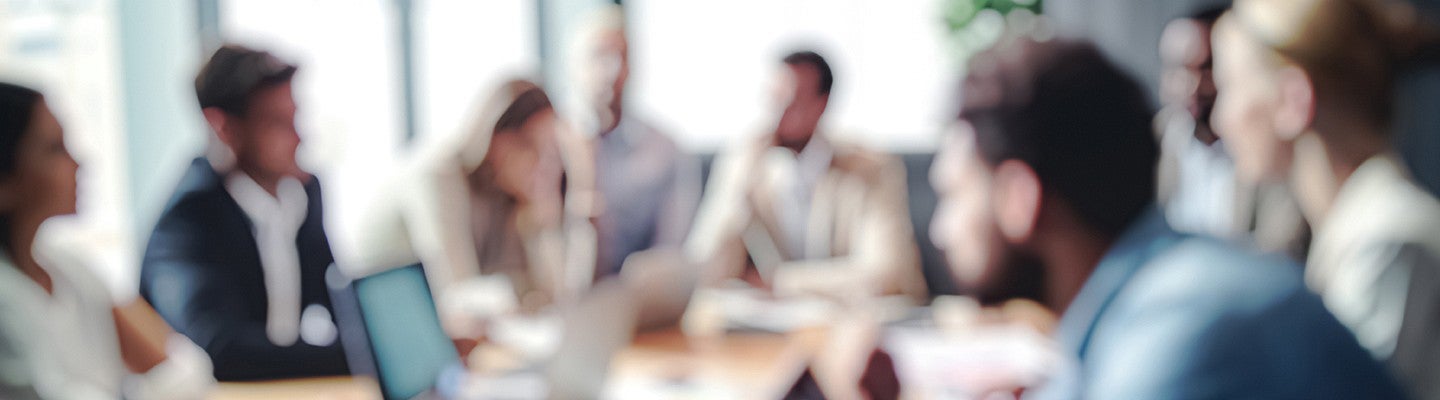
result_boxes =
[3,101,79,235]
[773,64,826,150]
[231,82,304,184]
[591,29,629,128]
[931,122,1035,305]
[487,109,564,205]
[1211,24,1293,184]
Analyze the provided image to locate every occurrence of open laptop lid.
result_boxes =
[329,264,460,400]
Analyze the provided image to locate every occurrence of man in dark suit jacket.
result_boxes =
[140,45,348,381]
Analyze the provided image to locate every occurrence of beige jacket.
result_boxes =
[1307,154,1440,399]
[687,134,927,302]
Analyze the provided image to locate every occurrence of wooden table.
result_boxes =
[208,376,380,400]
[205,325,870,399]
[604,329,816,398]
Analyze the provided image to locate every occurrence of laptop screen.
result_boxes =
[353,264,460,400]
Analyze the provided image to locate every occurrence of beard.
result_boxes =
[966,246,1047,308]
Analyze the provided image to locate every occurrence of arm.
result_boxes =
[653,152,703,250]
[684,145,758,286]
[114,300,215,400]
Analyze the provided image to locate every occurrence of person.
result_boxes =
[575,5,701,279]
[930,37,1402,398]
[686,50,926,302]
[345,79,599,340]
[1212,0,1440,396]
[1153,6,1310,259]
[0,82,214,398]
[139,45,349,381]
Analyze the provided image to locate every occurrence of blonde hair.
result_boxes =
[1225,0,1440,125]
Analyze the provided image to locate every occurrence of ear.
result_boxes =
[992,160,1042,243]
[1272,66,1315,141]
[202,108,238,149]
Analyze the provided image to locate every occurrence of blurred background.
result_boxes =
[5,0,1440,303]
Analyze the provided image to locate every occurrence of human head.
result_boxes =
[469,80,564,204]
[773,50,833,151]
[1211,0,1438,183]
[1159,6,1227,141]
[0,83,78,253]
[195,44,304,185]
[930,38,1157,306]
[578,5,630,134]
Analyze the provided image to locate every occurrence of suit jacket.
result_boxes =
[1031,210,1403,399]
[140,158,348,381]
[687,134,927,301]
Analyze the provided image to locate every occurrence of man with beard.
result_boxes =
[927,37,1401,398]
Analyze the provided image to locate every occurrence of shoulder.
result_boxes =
[156,158,232,222]
[1085,237,1397,397]
[1132,237,1305,307]
[827,137,903,185]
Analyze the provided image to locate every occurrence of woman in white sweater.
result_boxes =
[0,82,214,399]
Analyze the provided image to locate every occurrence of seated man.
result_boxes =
[687,51,926,301]
[140,45,348,381]
[927,38,1400,398]
[577,5,701,279]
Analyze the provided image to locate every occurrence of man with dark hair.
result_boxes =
[930,37,1401,398]
[140,44,349,381]
[688,50,927,301]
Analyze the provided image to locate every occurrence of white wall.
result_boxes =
[625,0,956,152]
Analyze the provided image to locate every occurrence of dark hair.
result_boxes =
[494,84,554,134]
[1189,4,1229,25]
[0,82,43,251]
[194,44,298,117]
[0,82,42,178]
[782,51,834,96]
[959,39,1158,237]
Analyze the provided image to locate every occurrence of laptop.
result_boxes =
[328,264,462,400]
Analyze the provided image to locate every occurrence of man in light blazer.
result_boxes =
[687,51,927,302]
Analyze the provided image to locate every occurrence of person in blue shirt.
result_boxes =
[926,37,1404,399]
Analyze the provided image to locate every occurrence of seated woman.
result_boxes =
[0,82,214,399]
[343,79,599,339]
[1213,0,1440,397]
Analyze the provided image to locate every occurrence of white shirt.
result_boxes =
[1160,115,1240,238]
[763,136,834,260]
[223,174,310,347]
[0,217,215,400]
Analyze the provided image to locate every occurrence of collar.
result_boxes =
[223,173,309,230]
[1053,208,1182,359]
[1307,153,1426,287]
[793,134,834,182]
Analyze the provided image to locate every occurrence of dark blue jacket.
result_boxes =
[140,158,348,381]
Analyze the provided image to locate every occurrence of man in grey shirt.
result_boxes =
[579,6,701,278]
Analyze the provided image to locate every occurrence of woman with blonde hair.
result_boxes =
[1212,0,1440,396]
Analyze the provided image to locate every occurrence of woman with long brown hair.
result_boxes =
[345,79,598,341]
